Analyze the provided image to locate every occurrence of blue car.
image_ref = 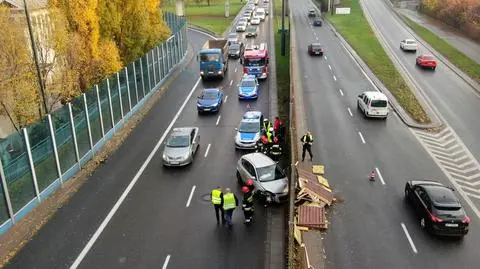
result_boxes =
[313,19,323,26]
[238,75,259,99]
[197,88,224,113]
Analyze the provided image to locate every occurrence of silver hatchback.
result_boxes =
[236,152,288,203]
[162,127,200,166]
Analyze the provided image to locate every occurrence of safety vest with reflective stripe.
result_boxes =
[211,189,222,205]
[223,193,236,210]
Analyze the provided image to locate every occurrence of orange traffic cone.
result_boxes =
[369,169,376,181]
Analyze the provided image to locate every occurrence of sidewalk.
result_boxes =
[397,8,480,65]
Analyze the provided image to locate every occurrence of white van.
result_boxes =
[255,8,266,21]
[357,91,389,119]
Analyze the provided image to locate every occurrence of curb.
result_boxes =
[385,0,480,94]
[188,24,217,38]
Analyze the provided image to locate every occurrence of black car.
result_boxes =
[308,9,316,17]
[245,26,258,38]
[404,180,470,238]
[308,43,325,56]
[228,42,244,59]
[313,19,323,26]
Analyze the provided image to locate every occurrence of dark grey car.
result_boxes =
[162,127,200,166]
[228,42,244,59]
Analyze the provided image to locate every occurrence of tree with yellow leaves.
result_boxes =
[98,0,171,64]
[0,6,40,129]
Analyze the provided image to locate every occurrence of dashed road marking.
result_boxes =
[375,167,386,185]
[358,132,366,144]
[216,115,221,126]
[324,56,327,60]
[347,107,353,117]
[338,89,344,96]
[204,143,211,158]
[412,127,480,219]
[162,255,171,269]
[315,36,319,40]
[401,223,418,254]
[186,185,196,207]
[235,67,237,72]
[230,80,233,86]
[328,65,332,70]
[333,75,337,81]
[224,95,228,103]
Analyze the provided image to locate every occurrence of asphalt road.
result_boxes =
[362,0,480,162]
[292,0,480,268]
[5,11,279,269]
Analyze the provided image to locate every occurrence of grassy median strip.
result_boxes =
[402,15,480,83]
[164,0,244,35]
[273,1,290,122]
[326,0,430,123]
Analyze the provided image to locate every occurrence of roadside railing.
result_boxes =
[0,12,188,235]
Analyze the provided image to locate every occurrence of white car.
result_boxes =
[263,0,269,2]
[250,16,261,25]
[400,39,418,52]
[236,21,247,32]
[254,0,259,5]
[357,91,389,119]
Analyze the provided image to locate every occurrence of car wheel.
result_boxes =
[236,171,243,184]
[420,218,426,229]
[404,188,410,203]
[432,67,436,70]
[400,45,403,50]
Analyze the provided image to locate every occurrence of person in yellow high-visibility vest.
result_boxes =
[211,186,225,224]
[221,188,238,227]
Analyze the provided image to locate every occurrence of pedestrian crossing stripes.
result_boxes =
[412,127,480,201]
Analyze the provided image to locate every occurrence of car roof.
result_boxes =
[243,152,275,168]
[362,91,388,100]
[228,33,238,36]
[171,127,195,136]
[404,38,416,42]
[310,43,324,46]
[242,74,257,81]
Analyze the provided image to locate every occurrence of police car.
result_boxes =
[235,111,264,149]
[238,74,259,100]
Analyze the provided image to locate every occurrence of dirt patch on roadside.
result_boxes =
[0,46,194,268]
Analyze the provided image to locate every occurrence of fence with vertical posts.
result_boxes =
[0,12,189,235]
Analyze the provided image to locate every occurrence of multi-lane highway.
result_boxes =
[292,0,480,268]
[5,5,281,268]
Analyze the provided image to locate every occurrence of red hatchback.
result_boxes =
[416,54,437,70]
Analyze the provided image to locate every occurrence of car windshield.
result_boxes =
[241,80,256,87]
[166,134,189,147]
[422,55,434,60]
[239,121,259,133]
[228,34,237,39]
[257,164,283,182]
[229,44,240,50]
[201,91,218,100]
[370,100,387,107]
[200,53,220,62]
[244,58,266,66]
[238,22,246,26]
[247,27,256,32]
[256,11,264,15]
[406,40,416,44]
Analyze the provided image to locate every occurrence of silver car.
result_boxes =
[236,153,288,203]
[162,127,200,166]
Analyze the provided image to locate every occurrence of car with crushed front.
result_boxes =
[197,88,224,113]
[404,180,470,238]
[234,111,264,149]
[238,74,259,100]
[163,127,200,167]
[236,152,289,203]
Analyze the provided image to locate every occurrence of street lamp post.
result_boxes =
[281,0,286,56]
[23,0,48,115]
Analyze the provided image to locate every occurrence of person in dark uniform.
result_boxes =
[241,186,255,224]
[300,131,314,161]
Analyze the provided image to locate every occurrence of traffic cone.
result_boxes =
[369,169,376,181]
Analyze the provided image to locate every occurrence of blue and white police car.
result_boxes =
[238,74,259,100]
[235,111,264,149]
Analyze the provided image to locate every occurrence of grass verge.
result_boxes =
[273,0,290,123]
[402,15,480,83]
[164,0,244,35]
[325,0,430,123]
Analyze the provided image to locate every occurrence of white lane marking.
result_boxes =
[338,89,344,96]
[224,95,228,103]
[324,56,328,60]
[333,75,337,81]
[358,131,366,144]
[162,255,171,269]
[186,185,196,207]
[328,65,332,70]
[216,115,221,126]
[229,80,233,86]
[69,77,202,269]
[204,143,211,158]
[315,36,319,40]
[235,67,238,72]
[375,167,386,185]
[401,223,418,254]
[347,107,353,117]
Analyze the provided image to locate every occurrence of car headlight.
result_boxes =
[212,102,218,107]
[200,71,204,75]
[163,154,167,160]
[197,103,201,107]
[217,71,223,74]
[182,152,190,160]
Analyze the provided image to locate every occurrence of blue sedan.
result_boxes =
[197,88,224,113]
[313,19,323,26]
[238,75,259,100]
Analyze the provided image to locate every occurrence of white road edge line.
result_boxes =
[315,36,319,40]
[69,77,202,269]
[347,107,353,117]
[401,223,418,254]
[338,89,344,96]
[358,131,366,144]
[216,115,221,126]
[186,185,196,207]
[333,75,337,81]
[328,65,332,70]
[324,56,328,60]
[204,143,211,158]
[162,255,171,269]
[224,95,228,103]
[229,80,233,86]
[375,167,386,185]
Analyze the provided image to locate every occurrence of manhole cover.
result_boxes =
[200,193,212,204]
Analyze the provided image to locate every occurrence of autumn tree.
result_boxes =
[0,6,40,129]
[98,0,171,64]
